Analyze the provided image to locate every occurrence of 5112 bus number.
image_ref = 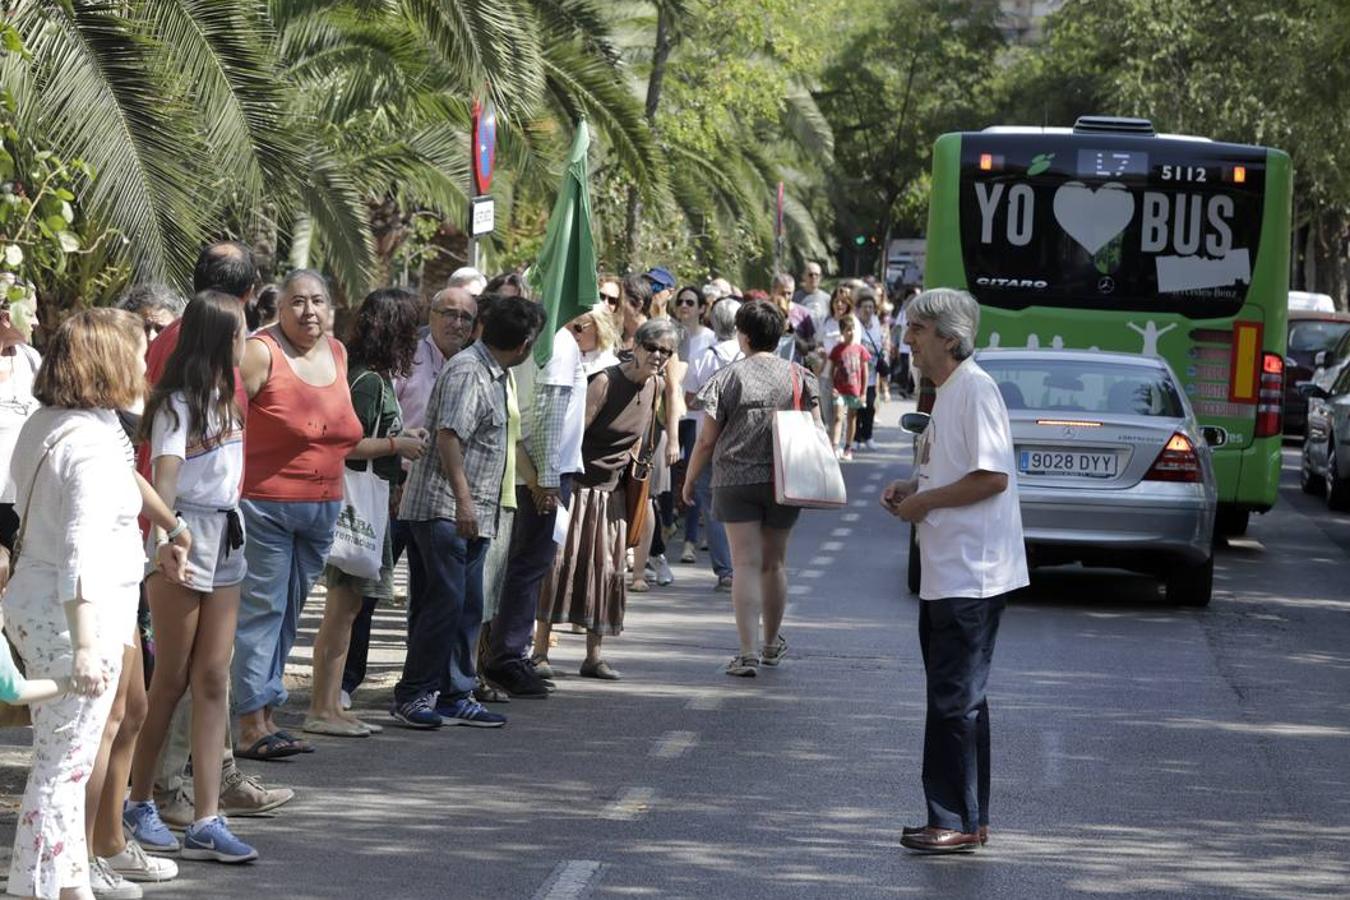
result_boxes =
[1159,164,1208,183]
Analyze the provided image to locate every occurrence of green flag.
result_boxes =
[527,119,597,367]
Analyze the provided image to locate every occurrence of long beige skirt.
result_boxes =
[537,483,629,636]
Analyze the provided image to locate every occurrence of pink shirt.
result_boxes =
[394,332,447,431]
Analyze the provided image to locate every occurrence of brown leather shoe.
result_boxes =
[902,824,989,845]
[900,826,981,854]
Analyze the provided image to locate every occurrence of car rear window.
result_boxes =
[1289,320,1350,354]
[979,357,1185,417]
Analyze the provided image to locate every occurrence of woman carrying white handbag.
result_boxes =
[683,300,842,678]
[306,289,427,737]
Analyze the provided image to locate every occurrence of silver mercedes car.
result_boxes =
[904,349,1221,606]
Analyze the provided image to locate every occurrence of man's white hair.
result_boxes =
[906,288,980,360]
[448,266,487,296]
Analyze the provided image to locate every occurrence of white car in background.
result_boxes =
[903,349,1221,606]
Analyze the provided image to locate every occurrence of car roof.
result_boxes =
[975,348,1168,369]
[1289,309,1350,323]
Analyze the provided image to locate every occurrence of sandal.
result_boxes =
[629,578,651,593]
[234,733,304,761]
[272,730,315,754]
[476,680,511,704]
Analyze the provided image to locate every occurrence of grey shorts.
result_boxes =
[146,501,247,592]
[712,482,802,530]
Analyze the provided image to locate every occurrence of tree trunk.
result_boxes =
[624,4,674,270]
[1310,207,1350,310]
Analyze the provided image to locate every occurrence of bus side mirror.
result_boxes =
[1201,426,1227,448]
[900,412,931,434]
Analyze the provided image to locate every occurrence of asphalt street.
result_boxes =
[5,400,1350,898]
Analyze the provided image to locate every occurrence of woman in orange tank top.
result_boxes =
[231,270,363,760]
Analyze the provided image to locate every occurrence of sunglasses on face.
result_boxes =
[675,296,699,307]
[640,342,674,357]
[601,291,620,306]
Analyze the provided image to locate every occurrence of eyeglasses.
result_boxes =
[640,342,674,357]
[675,296,699,307]
[432,308,475,324]
[625,295,644,309]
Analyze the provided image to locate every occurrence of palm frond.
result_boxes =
[783,82,835,165]
[538,35,664,193]
[399,0,544,118]
[139,0,296,198]
[295,148,375,299]
[13,0,202,284]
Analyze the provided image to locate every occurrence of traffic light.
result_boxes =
[854,234,866,246]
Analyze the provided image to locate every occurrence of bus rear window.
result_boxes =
[958,135,1267,318]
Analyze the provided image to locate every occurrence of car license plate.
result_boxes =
[1018,448,1119,478]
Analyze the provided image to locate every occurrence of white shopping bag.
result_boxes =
[329,467,390,580]
[772,367,847,509]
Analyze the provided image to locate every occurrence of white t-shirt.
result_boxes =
[683,338,742,428]
[0,345,41,503]
[516,327,587,481]
[914,357,1029,600]
[149,392,245,508]
[859,319,885,386]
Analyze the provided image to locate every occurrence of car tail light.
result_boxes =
[1145,433,1201,482]
[1255,352,1284,438]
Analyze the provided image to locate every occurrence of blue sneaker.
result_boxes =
[435,697,506,728]
[122,800,179,853]
[181,816,258,864]
[390,695,442,729]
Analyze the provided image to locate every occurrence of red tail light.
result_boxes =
[1145,433,1201,482]
[1255,352,1283,438]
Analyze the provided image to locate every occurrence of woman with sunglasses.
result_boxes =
[571,302,622,376]
[535,318,679,680]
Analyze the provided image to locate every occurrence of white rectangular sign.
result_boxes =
[471,196,495,236]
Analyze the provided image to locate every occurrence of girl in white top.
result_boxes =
[126,292,259,864]
[4,309,186,900]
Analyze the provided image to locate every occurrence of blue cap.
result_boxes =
[644,266,676,292]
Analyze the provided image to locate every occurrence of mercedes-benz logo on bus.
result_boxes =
[1097,276,1116,294]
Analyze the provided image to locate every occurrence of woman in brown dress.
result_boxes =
[535,318,679,680]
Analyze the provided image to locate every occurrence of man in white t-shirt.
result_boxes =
[484,321,587,697]
[881,288,1028,855]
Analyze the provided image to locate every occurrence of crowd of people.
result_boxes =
[0,243,923,897]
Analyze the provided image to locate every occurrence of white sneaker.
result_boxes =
[89,857,143,899]
[340,689,353,710]
[106,840,178,883]
[653,554,674,586]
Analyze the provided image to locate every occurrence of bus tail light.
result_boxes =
[1145,433,1202,483]
[1255,352,1284,438]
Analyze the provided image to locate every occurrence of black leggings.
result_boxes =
[855,385,879,443]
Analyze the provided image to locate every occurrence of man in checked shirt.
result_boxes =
[389,295,543,730]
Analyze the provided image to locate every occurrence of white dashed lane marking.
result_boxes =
[651,731,698,760]
[533,860,604,900]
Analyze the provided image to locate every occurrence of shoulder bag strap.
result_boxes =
[348,370,383,472]
[11,423,81,574]
[632,378,662,469]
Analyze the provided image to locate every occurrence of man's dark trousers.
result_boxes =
[918,594,1006,833]
[489,475,574,667]
[393,522,487,705]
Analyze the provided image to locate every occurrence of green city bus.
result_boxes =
[923,116,1292,535]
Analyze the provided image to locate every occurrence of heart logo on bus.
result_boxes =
[1052,182,1135,255]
